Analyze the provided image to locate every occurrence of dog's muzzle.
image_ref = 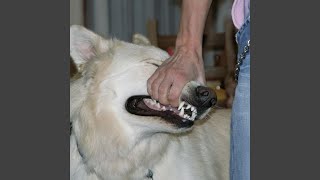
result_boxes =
[125,85,217,128]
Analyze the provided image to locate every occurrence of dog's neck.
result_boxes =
[71,79,171,179]
[74,114,170,179]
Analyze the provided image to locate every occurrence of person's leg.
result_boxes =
[230,17,250,180]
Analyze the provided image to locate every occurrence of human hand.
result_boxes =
[147,46,206,107]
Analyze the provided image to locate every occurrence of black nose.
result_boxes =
[195,86,217,107]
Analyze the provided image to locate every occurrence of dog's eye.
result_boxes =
[146,62,160,67]
[140,59,161,67]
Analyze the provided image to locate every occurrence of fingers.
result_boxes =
[147,58,174,102]
[149,71,186,107]
[197,74,206,85]
[148,49,206,107]
[149,74,186,107]
[168,79,186,107]
[147,70,159,97]
[147,58,172,97]
[157,75,173,105]
[196,65,206,85]
[149,71,165,100]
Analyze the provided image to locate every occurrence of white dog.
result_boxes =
[70,25,231,180]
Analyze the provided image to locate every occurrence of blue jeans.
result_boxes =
[230,16,250,180]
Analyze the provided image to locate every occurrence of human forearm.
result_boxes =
[147,0,213,106]
[176,0,213,53]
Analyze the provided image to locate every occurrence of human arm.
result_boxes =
[147,0,213,107]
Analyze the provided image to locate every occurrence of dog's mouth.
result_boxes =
[125,95,198,128]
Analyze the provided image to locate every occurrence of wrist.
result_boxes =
[176,34,202,50]
[176,45,203,61]
[175,36,203,60]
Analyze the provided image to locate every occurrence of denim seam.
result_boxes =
[235,16,250,43]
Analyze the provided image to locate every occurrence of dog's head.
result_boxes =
[70,25,216,135]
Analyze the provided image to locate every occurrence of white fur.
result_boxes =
[132,33,151,46]
[70,25,230,180]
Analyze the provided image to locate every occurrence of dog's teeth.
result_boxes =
[192,106,197,113]
[150,100,156,105]
[179,108,184,117]
[178,102,185,110]
[170,108,173,111]
[191,112,197,120]
[155,103,160,109]
[144,99,151,104]
[186,104,191,109]
[161,106,166,111]
[184,114,191,120]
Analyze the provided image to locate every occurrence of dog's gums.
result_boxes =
[143,99,198,121]
[125,95,196,128]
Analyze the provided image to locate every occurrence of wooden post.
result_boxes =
[147,19,158,46]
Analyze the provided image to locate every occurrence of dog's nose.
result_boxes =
[196,86,217,107]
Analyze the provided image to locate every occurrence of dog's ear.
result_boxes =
[132,33,151,46]
[70,25,109,72]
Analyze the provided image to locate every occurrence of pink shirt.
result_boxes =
[231,0,250,29]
